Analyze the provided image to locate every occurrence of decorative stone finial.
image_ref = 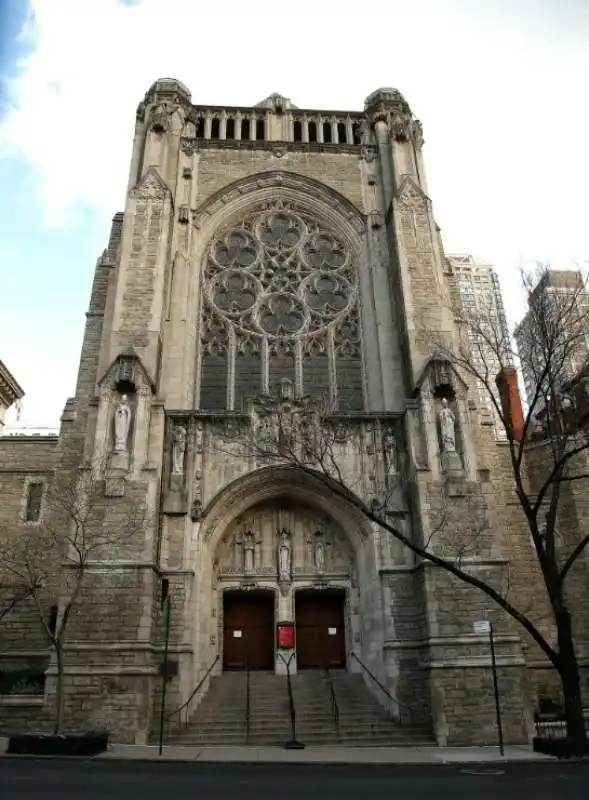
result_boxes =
[364,87,414,142]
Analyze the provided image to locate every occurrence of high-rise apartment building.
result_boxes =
[514,270,589,412]
[447,254,509,434]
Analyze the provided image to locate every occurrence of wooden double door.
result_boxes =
[295,589,346,669]
[223,590,275,670]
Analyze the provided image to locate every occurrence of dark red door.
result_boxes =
[295,590,346,669]
[223,591,275,670]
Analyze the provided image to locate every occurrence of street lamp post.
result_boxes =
[474,619,504,756]
[158,580,172,757]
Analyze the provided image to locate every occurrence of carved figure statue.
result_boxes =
[172,425,187,475]
[280,377,294,401]
[315,535,326,572]
[195,423,203,453]
[383,430,397,487]
[244,532,255,573]
[438,399,457,453]
[113,395,132,453]
[278,530,292,581]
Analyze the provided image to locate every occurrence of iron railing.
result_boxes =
[323,662,340,741]
[165,654,220,734]
[350,651,420,726]
[245,656,251,744]
[534,712,589,740]
[277,651,303,747]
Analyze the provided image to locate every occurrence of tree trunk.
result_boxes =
[54,646,65,735]
[555,607,587,747]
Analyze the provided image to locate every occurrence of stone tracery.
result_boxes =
[199,200,363,411]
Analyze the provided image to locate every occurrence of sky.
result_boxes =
[0,0,588,430]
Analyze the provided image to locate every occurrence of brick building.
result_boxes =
[0,79,586,747]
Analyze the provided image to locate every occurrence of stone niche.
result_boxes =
[214,499,353,580]
[163,417,190,515]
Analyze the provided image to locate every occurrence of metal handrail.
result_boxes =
[245,656,251,744]
[323,662,340,741]
[165,654,220,729]
[277,651,303,747]
[350,651,417,725]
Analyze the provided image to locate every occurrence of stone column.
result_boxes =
[131,386,152,477]
[204,112,212,139]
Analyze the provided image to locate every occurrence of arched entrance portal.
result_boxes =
[211,494,358,673]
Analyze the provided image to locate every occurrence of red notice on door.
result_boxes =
[277,622,295,649]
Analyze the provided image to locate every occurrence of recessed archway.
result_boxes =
[192,466,378,678]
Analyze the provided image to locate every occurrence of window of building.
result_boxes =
[226,117,235,139]
[337,122,347,144]
[241,118,251,139]
[293,120,302,142]
[308,121,317,143]
[25,482,44,523]
[256,119,265,140]
[352,122,362,145]
[195,117,205,138]
[210,118,220,139]
[322,122,332,143]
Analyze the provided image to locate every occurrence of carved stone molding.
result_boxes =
[180,137,199,156]
[191,171,366,236]
[98,347,156,394]
[129,167,172,203]
[360,145,377,163]
[397,175,429,209]
[412,119,424,148]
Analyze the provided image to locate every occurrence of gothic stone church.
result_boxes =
[0,80,555,746]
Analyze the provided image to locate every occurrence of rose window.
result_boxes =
[204,202,356,342]
[200,200,363,413]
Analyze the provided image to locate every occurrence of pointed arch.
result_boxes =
[199,465,372,557]
[192,170,366,245]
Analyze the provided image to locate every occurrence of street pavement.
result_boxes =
[1,759,588,799]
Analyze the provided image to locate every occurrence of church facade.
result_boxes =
[0,80,568,746]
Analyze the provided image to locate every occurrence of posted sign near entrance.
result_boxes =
[277,622,295,649]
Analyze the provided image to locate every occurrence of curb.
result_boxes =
[0,752,568,767]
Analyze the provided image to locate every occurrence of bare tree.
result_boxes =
[0,465,149,734]
[430,264,589,746]
[227,266,589,750]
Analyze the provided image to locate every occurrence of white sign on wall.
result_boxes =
[473,620,491,635]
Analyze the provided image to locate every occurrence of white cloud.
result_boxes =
[2,1,588,268]
[0,0,588,424]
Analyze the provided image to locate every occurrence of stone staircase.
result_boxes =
[170,669,433,747]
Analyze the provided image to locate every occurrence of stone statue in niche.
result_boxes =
[244,532,255,573]
[113,394,132,453]
[172,425,187,475]
[314,534,326,572]
[280,377,294,402]
[438,399,457,453]
[278,530,292,581]
[195,423,204,453]
[383,430,397,488]
[190,470,202,522]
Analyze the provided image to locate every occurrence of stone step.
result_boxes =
[170,670,433,748]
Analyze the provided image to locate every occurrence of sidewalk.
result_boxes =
[0,736,552,764]
[89,743,554,764]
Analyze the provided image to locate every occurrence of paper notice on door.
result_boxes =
[233,630,243,638]
[328,627,337,636]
